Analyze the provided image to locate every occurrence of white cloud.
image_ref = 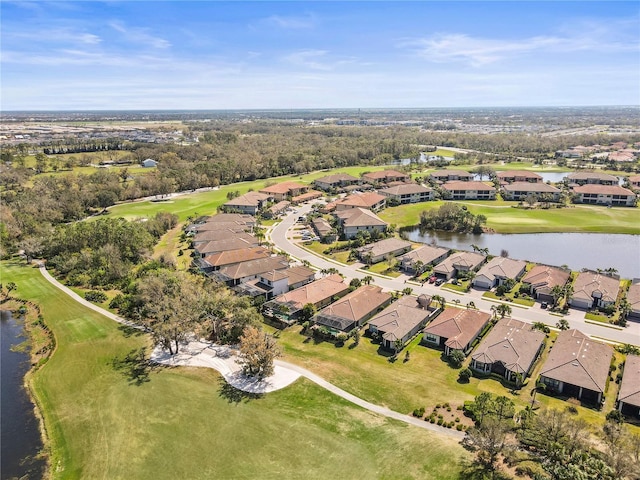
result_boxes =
[109,21,171,49]
[401,27,639,67]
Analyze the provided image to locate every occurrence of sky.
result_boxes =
[1,1,639,110]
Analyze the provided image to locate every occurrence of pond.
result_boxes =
[1,310,46,480]
[403,230,640,279]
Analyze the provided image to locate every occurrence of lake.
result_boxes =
[1,310,46,480]
[404,230,640,279]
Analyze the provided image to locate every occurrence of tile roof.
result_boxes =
[336,208,388,228]
[315,173,358,184]
[193,230,255,244]
[496,170,543,180]
[401,245,450,265]
[471,318,545,375]
[205,213,255,224]
[379,184,433,196]
[195,237,259,255]
[540,329,613,394]
[312,217,333,236]
[203,246,271,267]
[475,257,527,283]
[260,181,307,194]
[368,296,432,343]
[573,184,635,196]
[217,255,289,280]
[430,170,474,179]
[224,191,271,207]
[272,274,347,309]
[522,265,570,291]
[423,308,491,351]
[337,192,386,209]
[434,251,486,275]
[285,265,316,286]
[566,172,619,182]
[292,190,322,202]
[192,222,249,232]
[357,237,412,258]
[571,271,620,304]
[362,170,409,181]
[442,181,495,191]
[315,285,392,330]
[628,283,640,312]
[618,355,640,408]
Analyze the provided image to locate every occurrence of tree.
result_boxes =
[35,152,48,172]
[394,338,404,353]
[237,326,281,379]
[301,303,317,322]
[349,277,362,289]
[556,318,570,331]
[464,417,512,471]
[459,367,472,382]
[432,295,446,310]
[362,275,374,285]
[550,284,565,307]
[495,304,512,319]
[137,270,209,355]
[449,349,466,368]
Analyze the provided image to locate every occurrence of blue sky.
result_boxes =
[1,1,639,110]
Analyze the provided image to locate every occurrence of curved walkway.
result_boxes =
[37,263,463,439]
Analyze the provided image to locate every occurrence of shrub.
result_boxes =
[565,405,578,415]
[429,416,435,423]
[456,424,464,431]
[458,368,472,382]
[437,418,443,426]
[85,290,107,303]
[455,417,460,423]
[412,407,425,418]
[435,403,441,409]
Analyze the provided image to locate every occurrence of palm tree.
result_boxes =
[550,284,564,307]
[432,295,446,311]
[556,318,570,331]
[496,304,512,319]
[466,301,476,310]
[362,275,374,285]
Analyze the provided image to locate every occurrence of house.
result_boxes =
[367,295,436,351]
[235,265,316,300]
[189,222,250,234]
[422,307,492,356]
[496,170,542,184]
[628,281,640,319]
[204,213,256,226]
[356,237,412,264]
[441,181,496,200]
[608,151,636,163]
[521,265,571,304]
[379,184,434,204]
[314,173,359,191]
[472,257,527,290]
[400,245,450,273]
[334,192,386,211]
[572,185,636,207]
[539,329,613,405]
[141,158,157,168]
[265,200,290,219]
[223,191,272,215]
[433,251,486,280]
[259,181,308,201]
[212,255,290,286]
[569,271,620,310]
[470,318,545,382]
[194,237,260,258]
[334,208,388,240]
[192,230,256,246]
[430,170,474,183]
[617,355,640,418]
[313,285,393,333]
[628,175,640,191]
[361,170,410,184]
[262,274,349,325]
[311,217,336,242]
[202,246,271,271]
[501,182,562,202]
[565,172,619,186]
[291,190,323,204]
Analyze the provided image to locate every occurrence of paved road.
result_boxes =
[270,204,640,347]
[37,263,462,438]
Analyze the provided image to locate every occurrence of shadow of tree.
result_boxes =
[110,347,160,385]
[118,324,145,338]
[218,377,263,405]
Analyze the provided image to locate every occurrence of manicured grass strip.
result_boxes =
[2,260,465,479]
[584,319,623,330]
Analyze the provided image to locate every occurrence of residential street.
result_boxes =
[269,203,640,347]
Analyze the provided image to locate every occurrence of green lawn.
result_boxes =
[380,200,640,234]
[363,262,402,277]
[2,260,464,479]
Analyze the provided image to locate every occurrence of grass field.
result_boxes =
[379,200,640,234]
[2,261,465,480]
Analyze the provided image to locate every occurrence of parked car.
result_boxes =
[540,301,548,309]
[435,278,445,286]
[428,276,437,284]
